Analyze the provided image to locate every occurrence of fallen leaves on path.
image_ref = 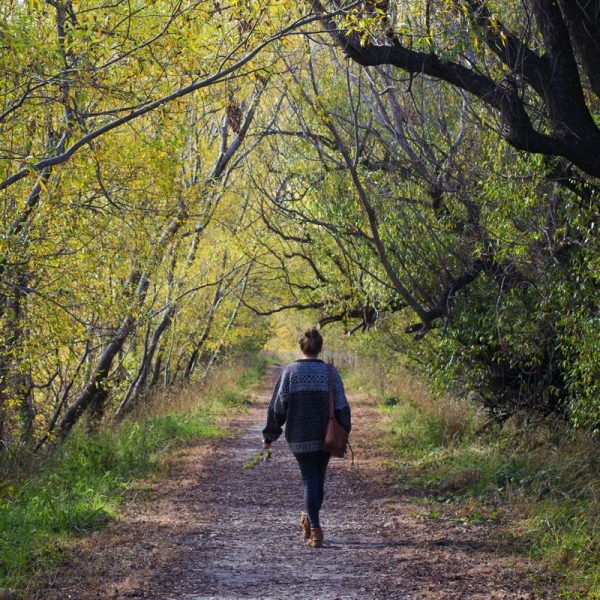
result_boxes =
[33,366,553,599]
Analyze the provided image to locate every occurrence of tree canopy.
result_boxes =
[0,0,598,452]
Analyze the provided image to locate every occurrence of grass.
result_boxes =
[0,354,267,595]
[348,359,600,599]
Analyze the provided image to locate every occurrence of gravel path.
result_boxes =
[37,365,553,600]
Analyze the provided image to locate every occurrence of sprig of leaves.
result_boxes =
[243,448,272,470]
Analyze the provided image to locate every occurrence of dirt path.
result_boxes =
[37,366,552,600]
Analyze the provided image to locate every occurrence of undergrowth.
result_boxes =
[347,361,600,599]
[0,354,267,595]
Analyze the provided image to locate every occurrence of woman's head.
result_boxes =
[298,327,323,357]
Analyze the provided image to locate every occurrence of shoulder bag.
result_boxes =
[324,363,349,458]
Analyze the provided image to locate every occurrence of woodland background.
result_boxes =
[0,0,598,597]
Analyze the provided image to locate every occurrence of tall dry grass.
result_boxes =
[346,355,474,448]
[350,353,600,598]
[131,353,265,419]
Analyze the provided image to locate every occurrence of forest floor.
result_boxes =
[33,365,555,600]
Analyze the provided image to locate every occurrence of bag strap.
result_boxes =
[327,363,334,420]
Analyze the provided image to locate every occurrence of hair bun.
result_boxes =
[299,327,323,356]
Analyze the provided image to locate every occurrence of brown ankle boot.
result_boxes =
[307,527,323,548]
[300,513,311,539]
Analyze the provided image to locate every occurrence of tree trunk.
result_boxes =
[115,304,175,419]
[201,267,250,382]
[56,272,148,442]
[184,283,224,379]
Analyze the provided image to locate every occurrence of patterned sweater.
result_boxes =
[262,359,351,453]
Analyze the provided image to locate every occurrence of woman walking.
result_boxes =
[262,328,351,548]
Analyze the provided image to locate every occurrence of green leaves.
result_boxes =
[243,448,272,469]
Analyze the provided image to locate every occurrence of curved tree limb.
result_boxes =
[0,8,346,191]
[309,0,600,178]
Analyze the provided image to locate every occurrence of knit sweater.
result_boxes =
[262,359,351,453]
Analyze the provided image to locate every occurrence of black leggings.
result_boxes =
[294,450,331,529]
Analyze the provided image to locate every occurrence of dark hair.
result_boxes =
[299,327,323,356]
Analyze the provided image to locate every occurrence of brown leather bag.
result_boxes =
[324,363,349,458]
